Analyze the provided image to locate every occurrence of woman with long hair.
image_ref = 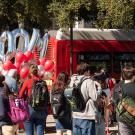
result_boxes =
[51,72,72,135]
[19,64,48,135]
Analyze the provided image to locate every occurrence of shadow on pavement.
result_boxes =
[45,126,56,134]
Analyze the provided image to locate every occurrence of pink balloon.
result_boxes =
[15,62,21,68]
[39,58,46,66]
[16,52,25,63]
[36,59,40,65]
[24,51,33,61]
[20,66,29,79]
[39,70,45,78]
[38,65,44,71]
[44,60,54,72]
[3,60,16,71]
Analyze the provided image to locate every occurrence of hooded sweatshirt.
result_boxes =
[70,74,97,120]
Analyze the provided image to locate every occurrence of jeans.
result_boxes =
[24,105,47,135]
[73,118,95,135]
[118,121,135,135]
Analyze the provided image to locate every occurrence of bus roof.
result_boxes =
[49,28,135,41]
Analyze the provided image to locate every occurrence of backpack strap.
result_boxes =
[78,76,91,87]
[79,77,91,103]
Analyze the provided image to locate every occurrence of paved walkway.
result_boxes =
[19,115,56,135]
[19,115,118,135]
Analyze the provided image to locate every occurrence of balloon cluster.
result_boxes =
[0,28,54,80]
[0,51,54,80]
[0,28,49,60]
[0,29,54,79]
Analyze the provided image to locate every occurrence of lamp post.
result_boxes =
[70,12,74,76]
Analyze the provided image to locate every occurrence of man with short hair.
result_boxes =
[70,63,97,135]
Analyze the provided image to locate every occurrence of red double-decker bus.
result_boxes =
[46,28,135,85]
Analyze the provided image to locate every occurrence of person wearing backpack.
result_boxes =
[51,72,72,135]
[0,74,17,135]
[114,65,135,135]
[69,63,97,135]
[19,64,49,135]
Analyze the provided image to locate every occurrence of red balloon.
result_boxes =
[20,66,29,79]
[16,52,25,63]
[3,60,16,71]
[24,51,33,61]
[23,55,28,62]
[44,60,54,71]
[37,60,40,65]
[39,58,46,66]
[14,62,21,73]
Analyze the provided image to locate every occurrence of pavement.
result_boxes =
[19,115,118,135]
[19,115,56,135]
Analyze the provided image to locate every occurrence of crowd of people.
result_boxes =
[0,61,49,135]
[0,54,135,135]
[51,63,135,135]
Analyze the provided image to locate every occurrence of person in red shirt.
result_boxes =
[19,64,48,135]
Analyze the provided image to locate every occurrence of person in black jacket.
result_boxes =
[0,74,18,135]
[51,72,72,135]
[113,65,135,135]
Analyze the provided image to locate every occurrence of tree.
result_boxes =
[48,0,98,74]
[15,0,52,34]
[48,0,96,29]
[0,0,18,31]
[0,0,52,33]
[97,0,135,29]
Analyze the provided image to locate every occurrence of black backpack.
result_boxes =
[51,90,65,119]
[30,80,48,110]
[0,87,6,120]
[0,83,11,120]
[64,77,89,112]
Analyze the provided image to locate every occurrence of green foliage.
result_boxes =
[0,0,52,33]
[49,0,135,30]
[0,0,135,32]
[0,0,17,31]
[17,0,52,34]
[97,0,135,29]
[48,0,92,29]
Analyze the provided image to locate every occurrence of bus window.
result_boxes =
[113,53,135,73]
[78,53,111,73]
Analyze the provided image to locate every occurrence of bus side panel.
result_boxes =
[56,40,79,76]
[54,39,135,79]
[56,40,70,77]
[73,40,135,52]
